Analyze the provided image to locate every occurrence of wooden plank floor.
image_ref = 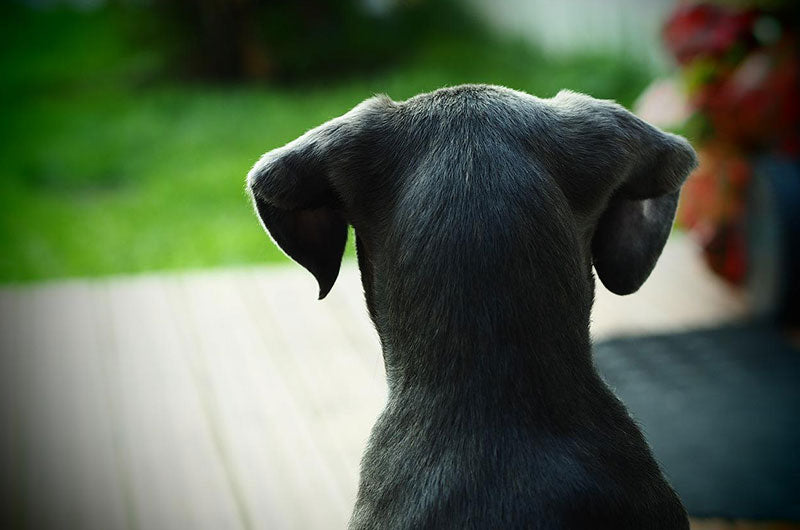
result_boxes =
[0,235,780,530]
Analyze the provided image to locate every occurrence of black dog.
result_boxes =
[247,85,697,529]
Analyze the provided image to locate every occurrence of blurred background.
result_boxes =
[0,0,663,282]
[0,0,798,528]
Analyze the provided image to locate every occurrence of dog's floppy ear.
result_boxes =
[591,105,698,295]
[247,112,363,300]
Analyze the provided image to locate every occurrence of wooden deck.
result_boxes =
[0,235,768,529]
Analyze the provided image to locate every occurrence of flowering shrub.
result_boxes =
[663,2,799,284]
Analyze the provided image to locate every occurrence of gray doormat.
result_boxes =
[594,324,800,521]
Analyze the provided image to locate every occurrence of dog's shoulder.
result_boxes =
[351,409,687,530]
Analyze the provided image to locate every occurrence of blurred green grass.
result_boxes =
[0,4,653,283]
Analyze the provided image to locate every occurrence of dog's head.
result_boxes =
[247,85,697,321]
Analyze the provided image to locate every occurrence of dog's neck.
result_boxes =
[369,248,597,407]
[359,141,601,407]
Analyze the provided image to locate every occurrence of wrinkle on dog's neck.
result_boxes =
[382,330,594,397]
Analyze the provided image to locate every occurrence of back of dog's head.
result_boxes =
[248,84,697,368]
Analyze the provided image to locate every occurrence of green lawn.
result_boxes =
[0,5,653,283]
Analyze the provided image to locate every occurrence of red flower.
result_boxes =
[664,4,756,65]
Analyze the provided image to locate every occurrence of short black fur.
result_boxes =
[247,85,698,529]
